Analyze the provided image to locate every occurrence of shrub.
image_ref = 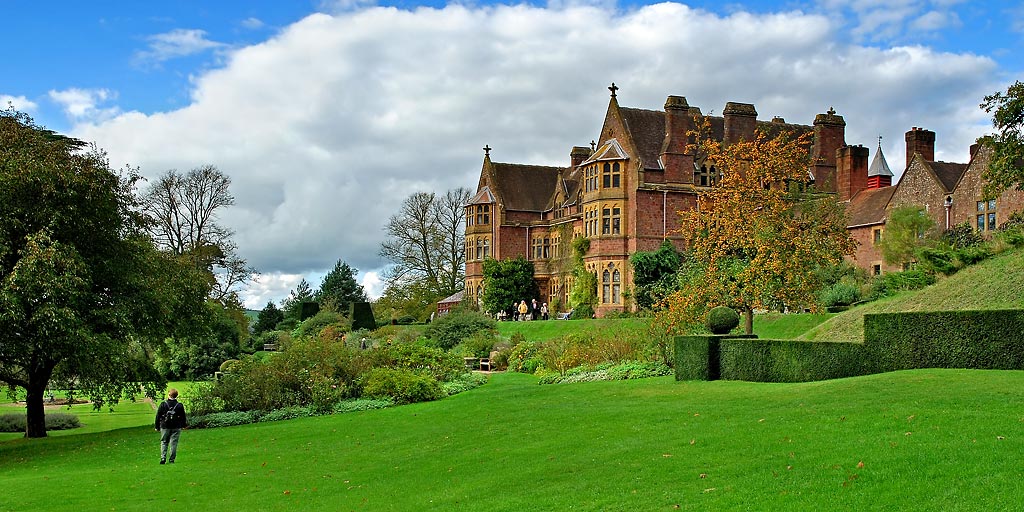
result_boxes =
[706,306,739,334]
[0,412,81,432]
[869,269,936,299]
[540,333,603,375]
[296,309,347,338]
[955,245,992,266]
[332,398,394,413]
[349,302,376,331]
[365,343,463,382]
[424,309,497,350]
[818,282,860,308]
[455,331,499,359]
[190,410,260,429]
[361,368,444,405]
[507,339,544,373]
[441,372,489,396]
[219,359,241,373]
[916,247,957,276]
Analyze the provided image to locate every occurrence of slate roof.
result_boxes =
[846,186,895,227]
[868,145,893,177]
[928,161,968,193]
[490,162,564,212]
[619,107,666,170]
[438,291,464,305]
[468,186,495,205]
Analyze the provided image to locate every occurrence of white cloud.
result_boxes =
[134,28,226,66]
[360,271,384,301]
[242,272,306,310]
[48,88,121,123]
[240,17,265,30]
[1,94,37,112]
[70,3,1002,307]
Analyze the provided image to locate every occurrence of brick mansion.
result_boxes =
[462,84,1024,317]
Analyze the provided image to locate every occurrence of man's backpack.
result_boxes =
[162,401,181,428]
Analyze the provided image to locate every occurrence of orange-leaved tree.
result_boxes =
[658,118,856,334]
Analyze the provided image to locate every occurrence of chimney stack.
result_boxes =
[661,95,694,183]
[836,145,869,201]
[723,102,757,144]
[570,146,591,167]
[905,127,935,168]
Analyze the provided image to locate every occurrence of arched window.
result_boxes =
[602,269,611,304]
[612,269,621,304]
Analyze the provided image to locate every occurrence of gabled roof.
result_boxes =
[583,138,628,165]
[490,162,564,212]
[468,186,495,205]
[619,107,666,170]
[846,186,896,227]
[438,290,464,305]
[928,161,968,193]
[869,145,893,177]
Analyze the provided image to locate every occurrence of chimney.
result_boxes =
[905,127,935,167]
[836,145,869,201]
[661,95,694,183]
[811,107,846,193]
[570,146,591,167]
[970,142,980,160]
[723,102,757,144]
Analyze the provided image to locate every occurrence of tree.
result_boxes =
[315,259,367,313]
[140,165,257,303]
[281,278,314,322]
[480,257,539,316]
[380,188,471,300]
[0,109,209,437]
[979,80,1024,197]
[568,237,597,318]
[630,239,683,310]
[879,205,939,266]
[372,275,438,323]
[660,121,856,334]
[253,301,285,335]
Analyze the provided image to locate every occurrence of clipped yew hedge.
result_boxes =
[676,309,1024,382]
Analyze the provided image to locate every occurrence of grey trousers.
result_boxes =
[160,428,182,462]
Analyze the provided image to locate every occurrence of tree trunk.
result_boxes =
[24,381,48,438]
[744,308,754,335]
[24,365,56,438]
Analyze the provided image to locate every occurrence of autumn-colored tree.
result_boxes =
[658,120,856,334]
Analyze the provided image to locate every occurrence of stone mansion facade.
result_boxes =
[463,84,1022,316]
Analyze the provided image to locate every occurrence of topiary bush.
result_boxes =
[360,368,444,404]
[423,309,497,350]
[706,306,739,334]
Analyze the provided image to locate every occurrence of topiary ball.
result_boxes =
[706,306,739,334]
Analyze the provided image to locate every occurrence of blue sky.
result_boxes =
[4,1,1022,308]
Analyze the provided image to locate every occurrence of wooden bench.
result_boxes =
[557,309,573,320]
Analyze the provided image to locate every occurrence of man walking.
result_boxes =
[155,388,188,464]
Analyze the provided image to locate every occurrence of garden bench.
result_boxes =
[557,309,573,320]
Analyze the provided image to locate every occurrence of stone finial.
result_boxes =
[609,82,619,98]
[483,145,491,157]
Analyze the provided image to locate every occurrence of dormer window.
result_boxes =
[695,164,716,187]
[602,162,621,188]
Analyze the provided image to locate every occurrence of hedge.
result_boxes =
[676,309,1024,383]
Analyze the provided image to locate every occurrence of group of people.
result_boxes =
[512,298,548,321]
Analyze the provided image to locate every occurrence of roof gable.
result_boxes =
[489,161,563,212]
[846,186,895,227]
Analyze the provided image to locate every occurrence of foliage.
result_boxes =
[380,188,471,301]
[360,368,445,405]
[372,275,439,324]
[507,340,544,374]
[295,309,347,338]
[139,164,256,303]
[568,237,597,318]
[979,80,1024,196]
[481,256,539,316]
[454,331,500,359]
[942,222,985,249]
[0,109,211,437]
[423,308,497,350]
[155,299,245,380]
[538,361,672,384]
[441,372,489,396]
[661,121,856,335]
[818,282,861,308]
[630,240,683,310]
[0,412,81,432]
[705,306,740,334]
[878,205,939,266]
[315,259,367,313]
[364,342,463,382]
[867,269,936,300]
[349,301,376,331]
[253,301,284,335]
[280,279,314,321]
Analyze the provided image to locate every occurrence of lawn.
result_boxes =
[3,370,1022,511]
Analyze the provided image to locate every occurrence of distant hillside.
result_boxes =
[800,247,1024,342]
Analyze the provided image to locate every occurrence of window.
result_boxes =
[543,237,550,259]
[482,238,489,259]
[585,165,599,192]
[601,206,621,235]
[977,200,997,231]
[532,238,542,260]
[694,165,716,187]
[475,204,490,225]
[585,207,599,236]
[872,228,882,245]
[601,264,621,304]
[466,207,474,227]
[612,269,621,304]
[602,269,611,304]
[872,264,881,276]
[552,235,560,259]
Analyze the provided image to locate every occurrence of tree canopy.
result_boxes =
[315,259,367,313]
[0,109,209,437]
[481,257,539,316]
[979,80,1024,197]
[879,205,939,266]
[660,122,856,333]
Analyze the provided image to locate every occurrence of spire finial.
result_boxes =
[591,140,596,151]
[877,135,883,149]
[609,82,618,98]
[483,145,491,157]
[827,106,836,116]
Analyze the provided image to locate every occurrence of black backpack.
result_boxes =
[162,401,181,428]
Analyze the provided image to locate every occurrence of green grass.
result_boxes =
[0,400,154,442]
[802,247,1024,342]
[3,370,1023,511]
[496,317,651,342]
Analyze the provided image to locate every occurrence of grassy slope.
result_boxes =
[3,370,1023,511]
[801,248,1024,342]
[496,315,835,343]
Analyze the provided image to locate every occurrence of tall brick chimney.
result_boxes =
[811,107,846,193]
[570,146,591,167]
[836,145,869,201]
[723,102,757,144]
[905,127,935,167]
[661,95,693,183]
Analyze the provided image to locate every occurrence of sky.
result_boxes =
[4,0,1022,309]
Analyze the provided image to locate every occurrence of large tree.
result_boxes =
[380,188,471,301]
[0,110,209,437]
[315,259,367,313]
[140,164,256,303]
[661,122,856,334]
[481,257,539,316]
[979,80,1024,197]
[879,205,939,267]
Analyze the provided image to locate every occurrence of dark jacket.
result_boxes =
[155,399,188,430]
